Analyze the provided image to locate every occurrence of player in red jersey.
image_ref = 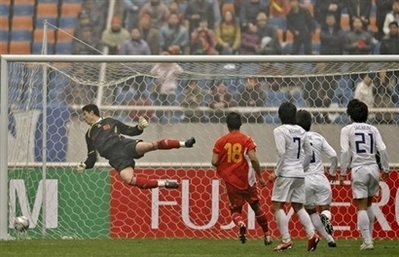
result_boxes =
[211,112,272,245]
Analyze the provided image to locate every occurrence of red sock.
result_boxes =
[231,212,244,226]
[155,139,180,149]
[129,176,158,189]
[255,210,269,233]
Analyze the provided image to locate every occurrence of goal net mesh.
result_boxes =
[4,57,399,240]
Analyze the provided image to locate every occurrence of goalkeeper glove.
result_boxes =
[138,116,149,130]
[77,162,86,174]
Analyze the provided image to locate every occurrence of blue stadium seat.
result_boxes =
[13,4,34,15]
[55,42,73,54]
[0,30,9,41]
[32,42,54,54]
[35,17,57,28]
[10,30,31,41]
[59,17,78,28]
[0,4,9,16]
[291,90,306,107]
[39,0,60,3]
[267,17,286,30]
[264,90,289,124]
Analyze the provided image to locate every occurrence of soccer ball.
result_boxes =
[14,216,29,232]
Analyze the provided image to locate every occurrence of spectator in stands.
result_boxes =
[382,0,399,36]
[314,0,343,29]
[373,70,396,124]
[138,14,159,55]
[123,0,147,32]
[236,77,265,123]
[159,13,190,55]
[185,0,215,33]
[354,74,375,115]
[101,16,131,55]
[344,0,372,30]
[239,23,261,55]
[320,13,344,55]
[128,92,155,122]
[268,0,290,18]
[119,28,151,55]
[73,26,101,55]
[83,0,108,43]
[139,0,170,29]
[380,21,399,54]
[344,17,374,55]
[286,0,316,55]
[168,1,185,25]
[74,11,94,41]
[180,80,206,122]
[239,0,269,29]
[208,80,236,122]
[190,18,218,55]
[304,63,335,124]
[216,10,241,55]
[376,0,395,40]
[255,12,282,55]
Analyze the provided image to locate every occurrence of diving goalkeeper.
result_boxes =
[77,104,196,189]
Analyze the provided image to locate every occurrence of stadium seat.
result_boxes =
[10,30,31,41]
[291,90,306,107]
[62,0,84,2]
[39,0,60,3]
[35,17,57,28]
[0,16,8,30]
[9,41,31,54]
[13,0,34,4]
[55,41,73,54]
[0,41,8,54]
[0,4,9,16]
[56,29,75,42]
[32,42,54,54]
[33,29,56,43]
[0,30,9,41]
[11,16,33,30]
[60,3,82,16]
[341,15,350,30]
[59,17,78,28]
[36,3,58,18]
[268,17,287,30]
[13,4,34,16]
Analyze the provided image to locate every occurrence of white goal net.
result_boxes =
[1,55,398,240]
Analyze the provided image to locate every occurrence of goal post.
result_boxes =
[1,55,399,240]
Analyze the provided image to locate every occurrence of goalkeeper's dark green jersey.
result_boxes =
[83,117,143,168]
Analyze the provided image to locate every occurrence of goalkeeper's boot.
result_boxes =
[165,180,179,189]
[273,241,293,251]
[307,234,320,251]
[185,137,196,148]
[238,222,246,244]
[320,213,334,235]
[328,241,337,247]
[264,234,272,246]
[360,242,374,250]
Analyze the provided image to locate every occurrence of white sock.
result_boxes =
[179,141,185,147]
[358,210,371,244]
[366,207,374,242]
[157,181,165,187]
[321,210,332,221]
[311,213,334,242]
[275,209,291,242]
[296,208,315,239]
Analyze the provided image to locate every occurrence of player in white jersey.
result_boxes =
[268,102,320,252]
[339,99,390,251]
[297,110,337,248]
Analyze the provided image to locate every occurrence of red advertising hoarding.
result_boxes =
[110,169,399,239]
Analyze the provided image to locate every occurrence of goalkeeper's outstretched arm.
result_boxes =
[78,133,97,172]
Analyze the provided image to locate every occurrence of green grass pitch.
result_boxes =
[1,238,398,257]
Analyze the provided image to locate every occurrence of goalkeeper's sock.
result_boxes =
[129,176,158,189]
[255,210,269,233]
[154,139,180,149]
[320,210,332,220]
[275,209,291,242]
[358,210,372,244]
[231,212,244,226]
[310,213,334,243]
[296,208,316,239]
[366,207,375,241]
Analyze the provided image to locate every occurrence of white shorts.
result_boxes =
[304,173,332,208]
[351,164,380,199]
[272,177,305,204]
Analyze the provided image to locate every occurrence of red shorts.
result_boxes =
[224,182,261,210]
